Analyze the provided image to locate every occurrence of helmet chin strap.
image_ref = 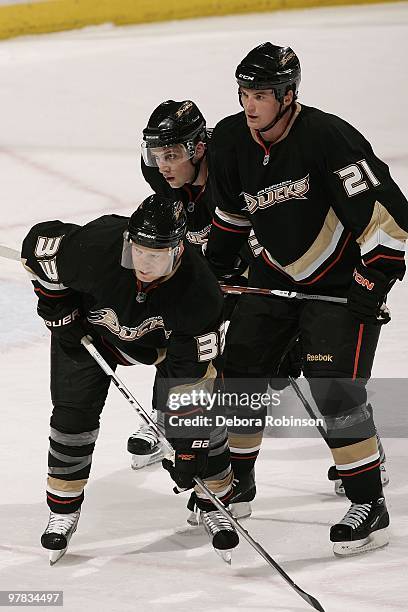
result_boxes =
[258,101,291,134]
[190,158,201,184]
[189,148,207,185]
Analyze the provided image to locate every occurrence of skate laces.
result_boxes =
[201,510,235,535]
[45,511,80,535]
[339,503,372,529]
[130,423,159,446]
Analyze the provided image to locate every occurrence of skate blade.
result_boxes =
[49,547,67,566]
[187,501,252,527]
[380,465,389,487]
[187,511,200,527]
[131,448,165,470]
[230,501,252,520]
[333,528,389,556]
[334,480,345,496]
[215,548,232,564]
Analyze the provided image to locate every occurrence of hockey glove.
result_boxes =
[348,263,391,325]
[162,438,209,491]
[215,256,248,287]
[204,256,248,320]
[38,302,91,358]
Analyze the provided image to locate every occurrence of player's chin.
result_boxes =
[136,271,156,282]
[245,117,260,128]
[165,177,182,188]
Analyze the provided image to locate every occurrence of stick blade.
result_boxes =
[0,245,20,261]
[295,585,325,611]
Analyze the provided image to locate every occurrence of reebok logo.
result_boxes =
[306,353,333,362]
[353,268,374,290]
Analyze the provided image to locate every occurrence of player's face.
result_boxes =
[151,145,195,188]
[131,243,177,282]
[239,87,280,131]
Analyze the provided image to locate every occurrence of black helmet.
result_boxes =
[235,43,301,102]
[142,100,206,151]
[127,194,187,249]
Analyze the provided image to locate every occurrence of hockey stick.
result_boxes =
[220,283,347,304]
[0,245,20,261]
[289,376,327,440]
[192,480,325,612]
[219,281,332,440]
[81,336,173,456]
[81,336,325,612]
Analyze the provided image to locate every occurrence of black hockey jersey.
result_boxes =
[141,158,214,249]
[207,104,408,295]
[21,215,225,383]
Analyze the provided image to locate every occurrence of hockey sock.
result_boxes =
[332,436,382,503]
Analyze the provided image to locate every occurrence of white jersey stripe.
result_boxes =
[360,228,406,256]
[215,207,252,227]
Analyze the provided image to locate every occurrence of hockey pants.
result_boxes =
[46,336,232,513]
[223,293,383,503]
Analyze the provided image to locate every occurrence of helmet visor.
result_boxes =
[121,233,179,280]
[141,142,194,168]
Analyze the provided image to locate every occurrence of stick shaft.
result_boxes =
[81,337,325,611]
[288,376,327,440]
[220,283,346,304]
[81,336,174,455]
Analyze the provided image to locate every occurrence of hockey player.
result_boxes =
[137,100,383,500]
[141,99,214,251]
[21,195,239,564]
[205,42,408,555]
[129,99,258,519]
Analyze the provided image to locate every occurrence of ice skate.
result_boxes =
[41,510,81,565]
[127,422,165,470]
[187,498,252,526]
[201,509,239,564]
[331,496,389,556]
[187,500,252,526]
[230,468,256,520]
[186,470,255,526]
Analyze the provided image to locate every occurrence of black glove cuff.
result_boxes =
[207,255,247,282]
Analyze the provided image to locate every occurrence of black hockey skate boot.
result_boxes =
[330,496,389,556]
[127,416,165,470]
[41,509,81,565]
[230,468,256,520]
[201,510,239,564]
[186,469,256,526]
[328,434,389,495]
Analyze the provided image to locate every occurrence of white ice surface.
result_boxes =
[0,4,408,611]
